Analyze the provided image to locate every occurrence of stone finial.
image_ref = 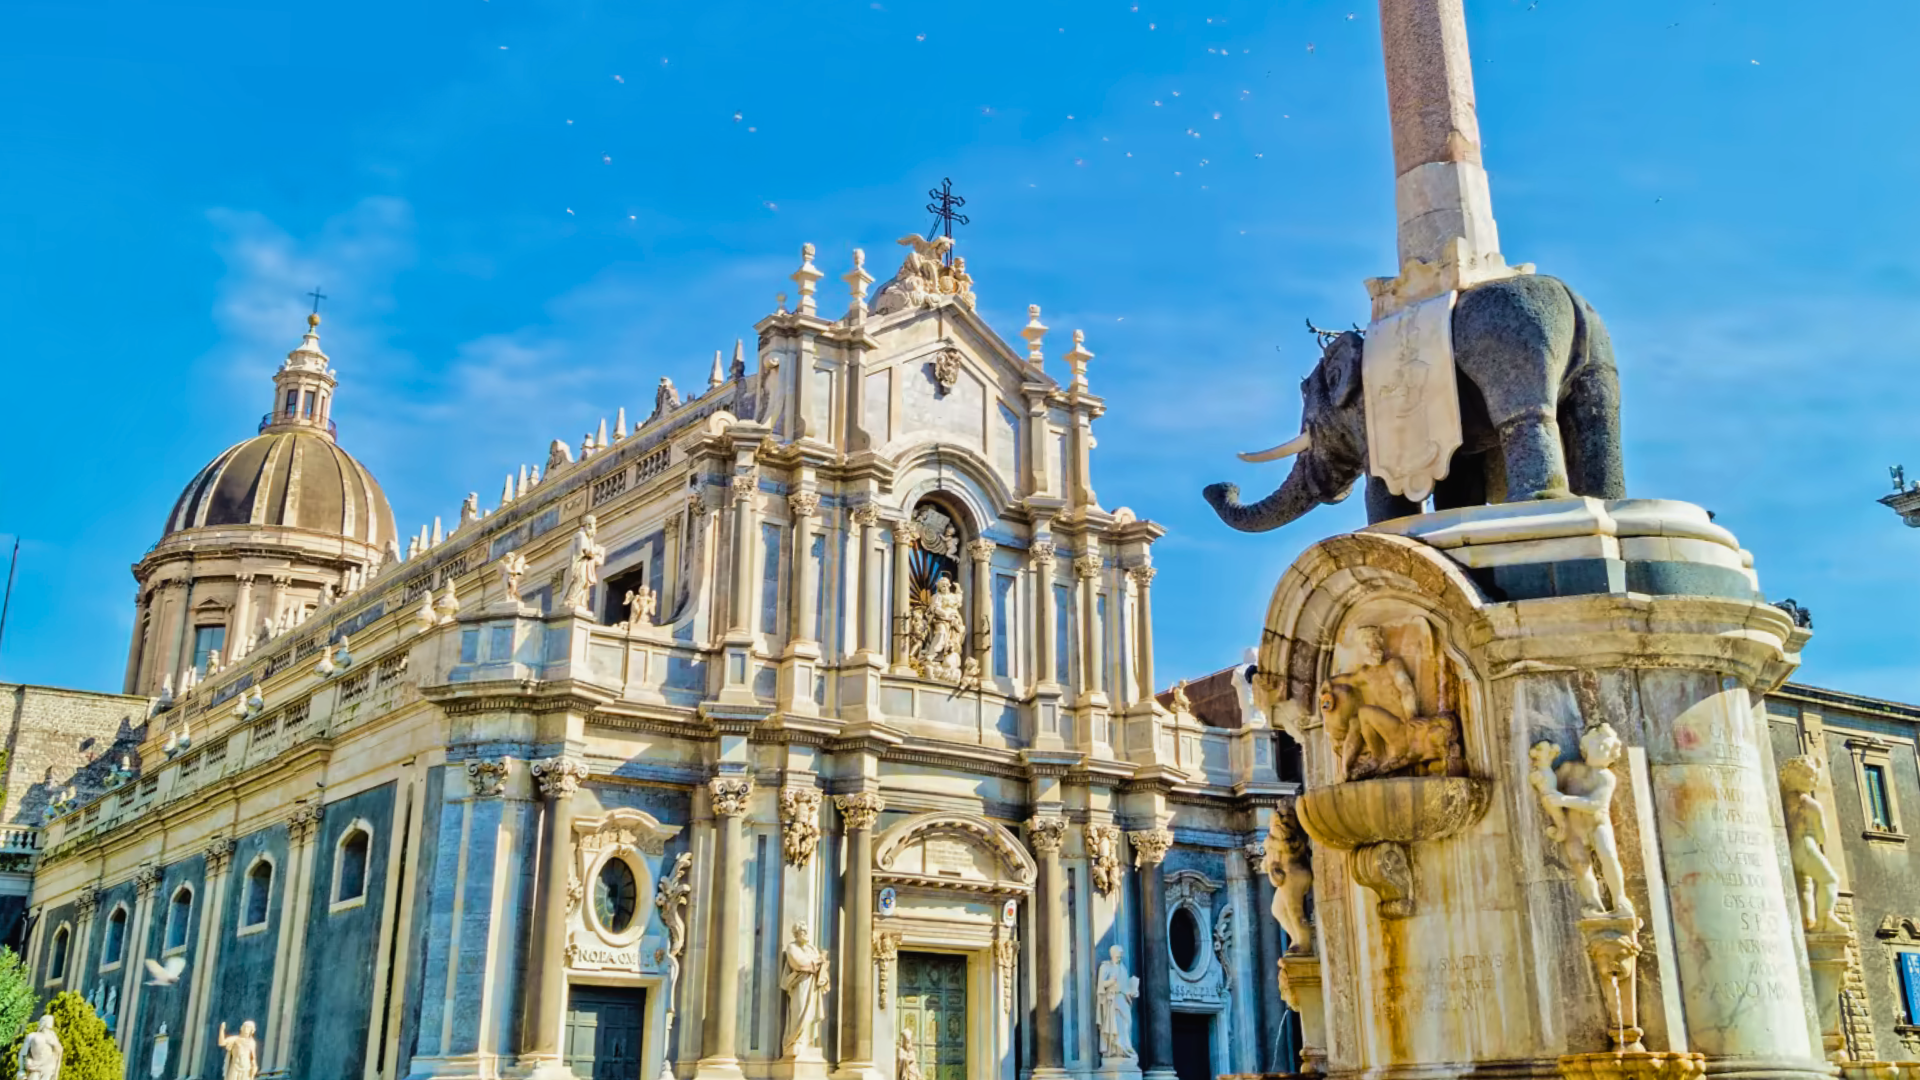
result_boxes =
[518,464,531,497]
[844,247,875,319]
[1021,304,1048,365]
[776,292,788,314]
[501,475,515,507]
[615,407,628,441]
[1064,329,1094,389]
[793,243,823,315]
[730,339,747,380]
[431,517,444,547]
[709,349,726,390]
[595,416,610,449]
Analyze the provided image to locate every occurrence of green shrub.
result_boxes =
[45,990,123,1080]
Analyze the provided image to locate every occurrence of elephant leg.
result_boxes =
[1560,354,1625,499]
[1366,475,1423,523]
[1432,452,1488,510]
[1500,406,1572,501]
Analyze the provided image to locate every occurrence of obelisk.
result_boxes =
[1366,0,1526,321]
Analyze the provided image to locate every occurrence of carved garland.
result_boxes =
[993,923,1018,1014]
[781,787,824,867]
[873,931,902,1009]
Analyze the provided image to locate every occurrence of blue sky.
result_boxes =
[4,0,1918,700]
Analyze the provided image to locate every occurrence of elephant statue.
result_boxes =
[1204,274,1624,531]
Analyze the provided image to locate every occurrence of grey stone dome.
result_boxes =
[163,429,395,547]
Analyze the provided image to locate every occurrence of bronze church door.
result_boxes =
[897,952,968,1080]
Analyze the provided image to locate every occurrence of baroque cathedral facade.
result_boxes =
[21,239,1301,1080]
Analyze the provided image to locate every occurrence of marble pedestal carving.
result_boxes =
[1256,499,1825,1080]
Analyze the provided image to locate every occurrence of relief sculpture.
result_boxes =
[1319,624,1464,781]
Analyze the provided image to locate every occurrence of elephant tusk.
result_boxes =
[1238,431,1313,463]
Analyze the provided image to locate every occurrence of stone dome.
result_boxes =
[162,428,395,547]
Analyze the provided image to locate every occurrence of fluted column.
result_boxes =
[266,803,323,1073]
[118,864,162,1052]
[229,574,256,660]
[968,539,995,669]
[889,523,918,673]
[788,491,820,645]
[698,775,754,1078]
[852,506,883,659]
[834,792,884,1077]
[1032,542,1058,686]
[181,835,235,1071]
[729,472,760,635]
[1129,567,1156,702]
[1074,554,1104,700]
[1027,815,1070,1074]
[1130,828,1176,1080]
[522,756,589,1072]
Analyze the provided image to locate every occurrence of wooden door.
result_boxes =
[564,986,647,1080]
[896,952,968,1080]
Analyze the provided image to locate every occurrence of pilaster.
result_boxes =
[518,755,590,1079]
[831,791,884,1080]
[696,774,755,1080]
[780,488,822,716]
[1128,828,1175,1080]
[1030,541,1065,750]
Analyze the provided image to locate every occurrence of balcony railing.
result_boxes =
[259,413,338,437]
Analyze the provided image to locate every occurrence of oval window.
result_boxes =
[594,858,638,934]
[1169,907,1202,973]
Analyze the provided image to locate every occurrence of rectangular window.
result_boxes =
[302,391,315,417]
[760,523,782,636]
[1865,764,1894,831]
[1054,583,1072,684]
[810,534,827,643]
[1901,952,1920,1024]
[993,574,1015,678]
[192,625,227,671]
[284,390,298,416]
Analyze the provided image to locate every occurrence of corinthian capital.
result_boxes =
[532,755,591,800]
[835,792,885,831]
[1128,565,1157,587]
[1074,553,1102,580]
[709,775,755,817]
[788,491,820,519]
[1128,827,1174,868]
[850,504,882,528]
[1026,814,1068,854]
[731,471,759,501]
[1030,541,1057,567]
[967,538,997,563]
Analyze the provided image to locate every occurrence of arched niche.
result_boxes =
[874,811,1036,896]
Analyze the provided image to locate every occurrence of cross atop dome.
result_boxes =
[266,311,339,438]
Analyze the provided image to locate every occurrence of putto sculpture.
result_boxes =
[1318,626,1463,780]
[1263,806,1313,955]
[1530,723,1634,918]
[1780,755,1845,932]
[1203,275,1624,531]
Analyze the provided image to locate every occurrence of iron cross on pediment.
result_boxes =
[925,178,969,264]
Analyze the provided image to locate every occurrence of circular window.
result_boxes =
[1169,907,1202,973]
[594,858,638,935]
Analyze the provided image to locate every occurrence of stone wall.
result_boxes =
[0,683,149,825]
[198,824,288,1079]
[291,782,397,1080]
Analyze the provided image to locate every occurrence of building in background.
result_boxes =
[20,240,1301,1080]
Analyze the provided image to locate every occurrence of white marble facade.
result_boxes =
[25,240,1295,1080]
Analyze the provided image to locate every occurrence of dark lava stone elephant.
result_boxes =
[1204,274,1625,531]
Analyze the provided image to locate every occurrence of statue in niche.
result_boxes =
[1095,945,1139,1062]
[1531,723,1635,918]
[1264,805,1314,955]
[1780,755,1846,932]
[779,922,831,1055]
[18,1015,60,1080]
[561,514,606,614]
[217,1021,258,1080]
[1319,625,1464,780]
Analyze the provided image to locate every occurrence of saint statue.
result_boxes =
[500,550,528,599]
[560,514,606,615]
[1781,755,1845,932]
[779,922,831,1056]
[921,576,966,681]
[897,1032,926,1080]
[18,1015,61,1080]
[217,1021,258,1080]
[1095,945,1140,1062]
[1532,723,1635,918]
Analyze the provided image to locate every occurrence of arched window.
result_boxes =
[48,925,70,982]
[164,886,193,952]
[333,826,371,907]
[102,906,128,967]
[242,859,273,930]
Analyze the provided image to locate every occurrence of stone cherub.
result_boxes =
[1780,755,1846,932]
[1319,625,1464,780]
[623,586,657,629]
[1264,804,1313,955]
[1531,723,1635,918]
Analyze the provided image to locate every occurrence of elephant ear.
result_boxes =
[1323,332,1365,409]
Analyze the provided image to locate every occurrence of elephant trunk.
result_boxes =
[1203,459,1328,534]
